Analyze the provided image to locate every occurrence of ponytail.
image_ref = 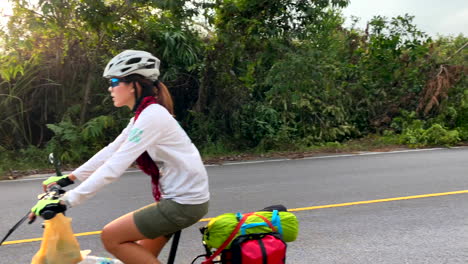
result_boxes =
[125,74,174,115]
[154,81,174,116]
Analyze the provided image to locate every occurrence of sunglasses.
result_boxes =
[109,78,126,88]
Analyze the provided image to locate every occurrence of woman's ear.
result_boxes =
[134,81,142,97]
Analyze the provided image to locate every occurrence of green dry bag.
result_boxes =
[202,206,298,249]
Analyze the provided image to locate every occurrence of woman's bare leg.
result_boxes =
[101,212,169,264]
[137,236,170,257]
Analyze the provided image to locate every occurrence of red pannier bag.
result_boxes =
[230,232,286,264]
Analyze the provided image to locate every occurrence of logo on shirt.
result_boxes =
[128,128,143,143]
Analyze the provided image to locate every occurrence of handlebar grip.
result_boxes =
[48,185,62,193]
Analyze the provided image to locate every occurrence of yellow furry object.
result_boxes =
[31,213,83,264]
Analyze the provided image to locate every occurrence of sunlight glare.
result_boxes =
[0,1,13,27]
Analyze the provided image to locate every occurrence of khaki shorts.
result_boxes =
[133,199,209,239]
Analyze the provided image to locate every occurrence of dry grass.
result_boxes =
[417,65,467,115]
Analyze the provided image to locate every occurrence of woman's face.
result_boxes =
[108,78,135,109]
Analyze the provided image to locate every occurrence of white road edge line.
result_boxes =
[212,147,456,166]
[3,147,464,182]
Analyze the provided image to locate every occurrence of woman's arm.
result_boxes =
[63,105,171,207]
[71,119,133,182]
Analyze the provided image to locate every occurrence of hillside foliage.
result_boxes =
[0,0,466,175]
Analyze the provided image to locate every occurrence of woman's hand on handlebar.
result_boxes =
[29,199,67,221]
[42,174,76,191]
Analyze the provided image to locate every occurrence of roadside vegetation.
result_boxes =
[0,0,466,179]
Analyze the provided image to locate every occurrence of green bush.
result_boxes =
[0,145,50,177]
[46,115,119,164]
[423,124,460,146]
[397,122,460,147]
[457,126,468,141]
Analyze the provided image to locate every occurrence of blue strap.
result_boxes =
[271,210,279,225]
[239,211,284,235]
[236,212,243,221]
[271,210,283,235]
[241,222,270,235]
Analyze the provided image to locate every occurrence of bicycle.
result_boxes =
[1,153,297,264]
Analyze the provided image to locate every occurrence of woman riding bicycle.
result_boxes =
[30,50,210,264]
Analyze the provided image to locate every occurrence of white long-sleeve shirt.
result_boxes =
[62,104,210,207]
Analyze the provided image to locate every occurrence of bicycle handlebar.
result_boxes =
[0,154,65,246]
[0,185,66,245]
[39,185,66,220]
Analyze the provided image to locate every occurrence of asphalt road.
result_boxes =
[0,147,467,263]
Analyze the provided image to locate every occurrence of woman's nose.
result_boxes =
[108,86,112,92]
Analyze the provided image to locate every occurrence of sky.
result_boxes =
[0,1,13,27]
[341,0,468,37]
[0,0,467,37]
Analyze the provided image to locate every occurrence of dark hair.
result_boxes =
[123,74,174,115]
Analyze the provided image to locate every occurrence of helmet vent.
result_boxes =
[127,57,142,64]
[145,63,155,69]
[121,67,131,73]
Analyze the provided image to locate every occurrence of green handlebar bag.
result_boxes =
[202,205,298,250]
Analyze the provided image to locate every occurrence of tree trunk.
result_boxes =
[80,70,93,125]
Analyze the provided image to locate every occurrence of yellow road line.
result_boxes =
[287,190,468,212]
[3,190,467,246]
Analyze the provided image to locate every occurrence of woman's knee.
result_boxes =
[101,224,119,252]
[101,212,147,252]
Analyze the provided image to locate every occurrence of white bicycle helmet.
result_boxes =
[103,50,161,81]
